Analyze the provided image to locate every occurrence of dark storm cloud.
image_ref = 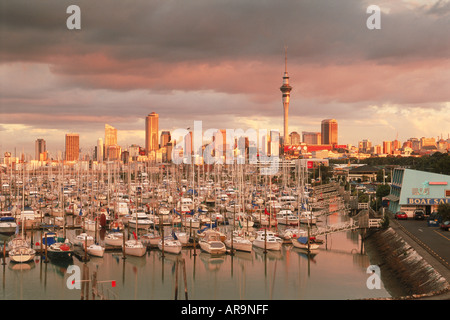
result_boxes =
[0,0,449,154]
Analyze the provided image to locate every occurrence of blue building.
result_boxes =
[388,168,450,217]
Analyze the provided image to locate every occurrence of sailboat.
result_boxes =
[104,232,123,247]
[291,236,320,253]
[124,239,147,257]
[8,236,36,263]
[85,243,105,257]
[158,237,182,255]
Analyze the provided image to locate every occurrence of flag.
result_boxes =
[132,231,137,240]
[111,280,116,288]
[265,208,270,215]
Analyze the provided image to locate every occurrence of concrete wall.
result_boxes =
[366,227,449,298]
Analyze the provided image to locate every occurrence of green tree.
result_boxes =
[437,203,450,221]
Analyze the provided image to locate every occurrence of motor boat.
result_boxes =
[0,216,17,235]
[73,233,94,247]
[276,210,299,226]
[199,230,226,255]
[252,230,282,251]
[127,212,153,230]
[299,211,317,225]
[224,236,252,253]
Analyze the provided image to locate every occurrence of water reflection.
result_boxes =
[0,214,393,300]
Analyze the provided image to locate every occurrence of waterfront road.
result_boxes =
[394,218,450,268]
[390,216,450,300]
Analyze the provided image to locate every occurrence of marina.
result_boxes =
[0,161,395,300]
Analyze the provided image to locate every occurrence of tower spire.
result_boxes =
[280,46,292,146]
[284,45,288,73]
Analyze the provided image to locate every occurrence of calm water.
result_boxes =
[0,213,393,300]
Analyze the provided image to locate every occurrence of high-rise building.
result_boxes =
[383,141,392,154]
[104,124,120,160]
[321,119,338,145]
[302,132,321,145]
[160,131,171,148]
[65,133,79,161]
[280,47,292,145]
[105,124,117,147]
[289,132,301,145]
[35,138,46,161]
[145,112,159,154]
[97,138,103,162]
[359,139,372,153]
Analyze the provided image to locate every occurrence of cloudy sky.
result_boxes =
[1,0,449,157]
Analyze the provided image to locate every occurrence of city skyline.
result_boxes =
[1,1,449,156]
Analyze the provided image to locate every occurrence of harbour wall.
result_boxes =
[364,227,450,299]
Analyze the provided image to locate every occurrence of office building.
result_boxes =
[145,112,159,154]
[302,132,321,145]
[321,119,338,145]
[65,133,79,161]
[35,138,46,161]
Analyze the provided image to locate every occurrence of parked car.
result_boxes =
[394,212,408,220]
[414,210,425,220]
[427,212,442,227]
[440,221,450,231]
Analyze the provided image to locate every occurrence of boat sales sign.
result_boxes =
[407,198,450,205]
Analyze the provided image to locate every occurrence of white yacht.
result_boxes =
[252,230,282,251]
[276,210,299,226]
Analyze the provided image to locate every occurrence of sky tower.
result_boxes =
[280,46,292,145]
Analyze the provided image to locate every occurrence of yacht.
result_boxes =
[127,212,153,230]
[276,210,299,226]
[252,230,282,251]
[199,230,226,255]
[73,233,94,247]
[0,216,17,235]
[299,211,317,225]
[224,236,252,253]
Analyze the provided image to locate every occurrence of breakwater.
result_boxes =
[365,227,450,299]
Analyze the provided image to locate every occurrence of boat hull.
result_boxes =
[9,248,36,263]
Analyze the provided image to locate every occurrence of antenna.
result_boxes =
[284,45,288,73]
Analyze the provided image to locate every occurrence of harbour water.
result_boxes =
[0,213,398,300]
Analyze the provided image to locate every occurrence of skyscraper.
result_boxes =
[321,119,338,145]
[65,133,79,161]
[105,124,117,147]
[145,112,159,154]
[160,131,171,148]
[97,138,103,162]
[105,124,120,160]
[280,47,292,146]
[35,138,46,161]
